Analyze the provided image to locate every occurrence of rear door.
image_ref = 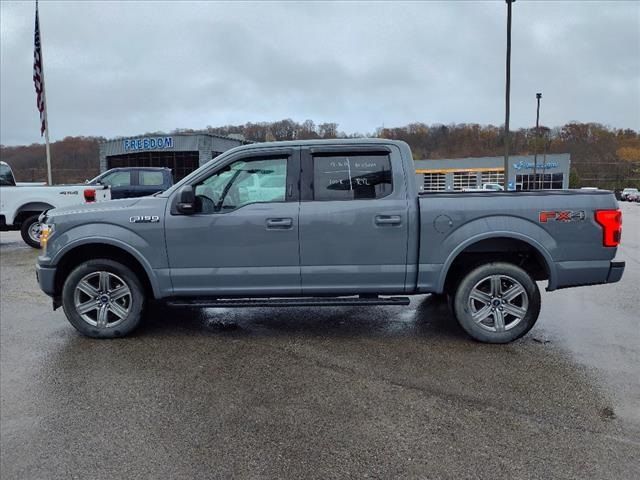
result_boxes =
[299,145,409,294]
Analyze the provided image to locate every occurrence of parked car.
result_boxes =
[0,161,111,248]
[627,191,640,203]
[87,167,173,199]
[620,188,639,201]
[36,139,624,343]
[463,182,504,192]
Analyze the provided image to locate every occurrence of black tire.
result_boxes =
[20,215,43,249]
[453,262,541,344]
[62,259,145,338]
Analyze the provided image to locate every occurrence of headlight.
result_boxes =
[40,224,54,248]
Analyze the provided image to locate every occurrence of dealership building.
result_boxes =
[99,133,250,181]
[414,153,571,191]
[100,134,570,190]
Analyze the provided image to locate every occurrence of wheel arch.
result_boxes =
[53,240,159,299]
[439,232,557,293]
[14,202,55,224]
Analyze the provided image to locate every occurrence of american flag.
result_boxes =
[33,0,46,136]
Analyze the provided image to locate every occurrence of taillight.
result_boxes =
[84,188,96,203]
[595,209,622,247]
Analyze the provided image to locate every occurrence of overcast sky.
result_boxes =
[1,1,639,146]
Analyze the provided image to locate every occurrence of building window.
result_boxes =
[481,170,504,186]
[516,173,564,190]
[423,173,446,191]
[453,171,478,191]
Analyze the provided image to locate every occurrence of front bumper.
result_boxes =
[36,263,56,296]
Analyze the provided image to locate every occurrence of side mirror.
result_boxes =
[176,185,196,214]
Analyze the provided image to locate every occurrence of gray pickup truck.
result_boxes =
[36,139,624,343]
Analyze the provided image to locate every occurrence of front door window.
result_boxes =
[194,158,287,214]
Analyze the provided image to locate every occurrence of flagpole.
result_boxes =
[37,0,53,185]
[42,92,52,185]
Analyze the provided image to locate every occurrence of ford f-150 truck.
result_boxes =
[35,139,624,343]
[0,161,111,248]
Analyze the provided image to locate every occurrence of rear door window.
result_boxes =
[312,154,392,201]
[139,171,164,186]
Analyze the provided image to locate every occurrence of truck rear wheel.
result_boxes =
[62,259,145,338]
[453,262,541,343]
[20,215,43,249]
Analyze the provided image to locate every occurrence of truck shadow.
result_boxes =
[136,294,468,341]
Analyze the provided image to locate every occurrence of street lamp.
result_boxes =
[533,92,542,188]
[503,0,515,190]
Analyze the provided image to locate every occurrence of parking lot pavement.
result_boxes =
[1,203,639,479]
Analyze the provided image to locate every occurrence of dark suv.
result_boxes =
[87,167,173,199]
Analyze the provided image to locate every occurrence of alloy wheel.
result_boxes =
[468,274,529,332]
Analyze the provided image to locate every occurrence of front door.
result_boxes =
[165,149,301,296]
[299,146,409,295]
[99,170,135,199]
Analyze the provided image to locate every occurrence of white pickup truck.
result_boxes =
[0,161,110,248]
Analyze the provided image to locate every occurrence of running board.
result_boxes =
[166,296,410,308]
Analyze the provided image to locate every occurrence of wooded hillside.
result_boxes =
[1,121,638,189]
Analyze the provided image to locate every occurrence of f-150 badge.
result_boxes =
[539,211,586,223]
[130,215,160,223]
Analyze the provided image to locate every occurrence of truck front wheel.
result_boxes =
[61,259,145,338]
[453,262,541,344]
[20,215,43,249]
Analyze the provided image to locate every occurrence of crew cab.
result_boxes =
[35,140,624,343]
[0,161,111,248]
[87,167,173,199]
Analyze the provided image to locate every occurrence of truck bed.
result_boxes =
[415,189,620,292]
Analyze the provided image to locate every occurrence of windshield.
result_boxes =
[87,173,103,184]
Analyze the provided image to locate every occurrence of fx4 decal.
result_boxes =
[539,210,586,223]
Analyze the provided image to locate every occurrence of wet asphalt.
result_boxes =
[1,203,639,479]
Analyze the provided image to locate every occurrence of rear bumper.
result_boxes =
[606,261,625,284]
[36,263,56,296]
[551,260,625,290]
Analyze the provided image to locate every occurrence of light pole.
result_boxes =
[533,92,542,189]
[503,0,515,190]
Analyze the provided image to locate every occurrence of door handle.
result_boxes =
[266,217,293,229]
[375,215,402,226]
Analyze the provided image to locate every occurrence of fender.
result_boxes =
[434,216,559,292]
[11,201,55,224]
[51,230,164,298]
